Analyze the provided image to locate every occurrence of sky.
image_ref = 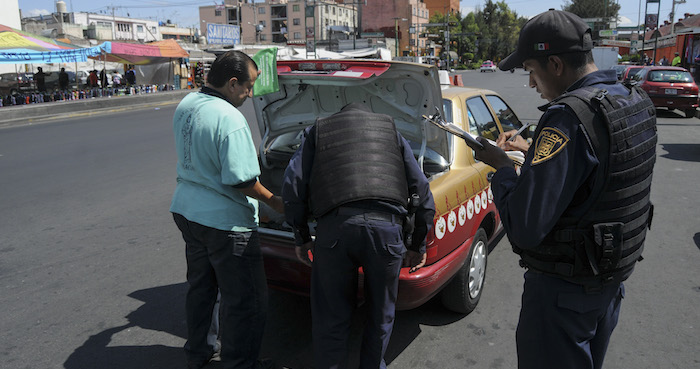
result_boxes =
[17,0,700,30]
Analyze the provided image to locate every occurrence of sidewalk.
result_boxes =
[0,89,191,128]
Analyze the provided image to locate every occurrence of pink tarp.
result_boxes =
[91,39,189,65]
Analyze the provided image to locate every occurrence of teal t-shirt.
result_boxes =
[170,92,261,231]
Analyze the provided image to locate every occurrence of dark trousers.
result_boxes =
[516,271,624,369]
[173,213,268,369]
[311,212,405,369]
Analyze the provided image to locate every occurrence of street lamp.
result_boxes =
[393,17,407,58]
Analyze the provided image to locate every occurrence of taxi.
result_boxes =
[253,60,527,313]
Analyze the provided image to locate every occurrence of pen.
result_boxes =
[508,122,532,142]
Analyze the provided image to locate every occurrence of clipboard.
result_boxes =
[423,114,525,166]
[422,114,484,150]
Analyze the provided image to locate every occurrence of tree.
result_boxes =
[473,1,525,63]
[563,0,620,41]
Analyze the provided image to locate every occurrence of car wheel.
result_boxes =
[684,108,697,118]
[441,228,488,314]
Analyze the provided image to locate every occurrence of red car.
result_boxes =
[632,66,699,118]
[621,65,644,83]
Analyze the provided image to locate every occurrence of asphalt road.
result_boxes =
[0,70,698,369]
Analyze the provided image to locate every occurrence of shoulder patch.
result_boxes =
[531,127,569,165]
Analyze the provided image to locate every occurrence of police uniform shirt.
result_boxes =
[490,70,630,250]
[282,117,435,254]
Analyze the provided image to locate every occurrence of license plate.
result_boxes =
[665,89,678,95]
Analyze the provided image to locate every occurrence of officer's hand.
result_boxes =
[295,241,313,267]
[404,250,427,273]
[496,130,530,153]
[474,136,514,170]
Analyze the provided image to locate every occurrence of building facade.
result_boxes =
[200,0,356,47]
[360,0,430,57]
[22,11,160,43]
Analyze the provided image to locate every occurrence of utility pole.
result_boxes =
[393,17,406,58]
[670,0,686,35]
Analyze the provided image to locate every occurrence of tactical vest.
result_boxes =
[516,84,657,286]
[309,109,409,217]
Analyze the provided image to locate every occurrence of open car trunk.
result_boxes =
[253,60,450,231]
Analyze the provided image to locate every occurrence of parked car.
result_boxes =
[621,65,644,84]
[252,60,527,313]
[44,71,78,90]
[632,66,699,118]
[0,72,34,95]
[480,60,498,73]
[610,64,629,81]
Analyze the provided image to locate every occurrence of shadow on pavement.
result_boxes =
[655,109,696,119]
[63,277,477,369]
[660,143,700,162]
[64,283,188,369]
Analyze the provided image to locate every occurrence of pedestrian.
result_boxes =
[658,56,668,66]
[88,70,98,88]
[58,67,69,91]
[111,70,122,87]
[476,9,657,369]
[282,102,436,369]
[170,50,283,369]
[126,66,136,86]
[672,51,681,66]
[35,67,46,92]
[99,69,108,88]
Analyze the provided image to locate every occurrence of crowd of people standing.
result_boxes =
[0,65,176,108]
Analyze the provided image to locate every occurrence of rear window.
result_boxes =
[647,70,693,83]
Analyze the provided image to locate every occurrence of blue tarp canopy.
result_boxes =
[0,24,105,64]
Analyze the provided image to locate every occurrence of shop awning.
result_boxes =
[91,39,189,65]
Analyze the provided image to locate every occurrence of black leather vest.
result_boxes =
[517,85,657,285]
[309,109,409,217]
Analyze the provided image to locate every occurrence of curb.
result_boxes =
[0,89,191,127]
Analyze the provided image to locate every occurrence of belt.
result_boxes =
[335,207,404,226]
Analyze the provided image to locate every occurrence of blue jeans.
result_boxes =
[311,211,406,369]
[516,271,624,369]
[173,213,268,369]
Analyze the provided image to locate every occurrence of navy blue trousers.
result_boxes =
[516,271,625,369]
[311,212,405,369]
[173,213,268,369]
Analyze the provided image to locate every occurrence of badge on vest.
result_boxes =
[531,127,569,165]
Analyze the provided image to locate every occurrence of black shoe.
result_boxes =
[255,358,275,369]
[187,356,213,369]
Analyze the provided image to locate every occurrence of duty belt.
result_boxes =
[334,207,404,227]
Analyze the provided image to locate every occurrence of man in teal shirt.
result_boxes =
[171,50,283,369]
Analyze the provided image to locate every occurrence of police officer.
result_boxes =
[282,102,435,369]
[475,10,657,369]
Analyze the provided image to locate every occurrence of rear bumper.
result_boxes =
[648,94,699,109]
[259,226,501,310]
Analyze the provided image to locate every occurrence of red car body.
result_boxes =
[633,66,699,118]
